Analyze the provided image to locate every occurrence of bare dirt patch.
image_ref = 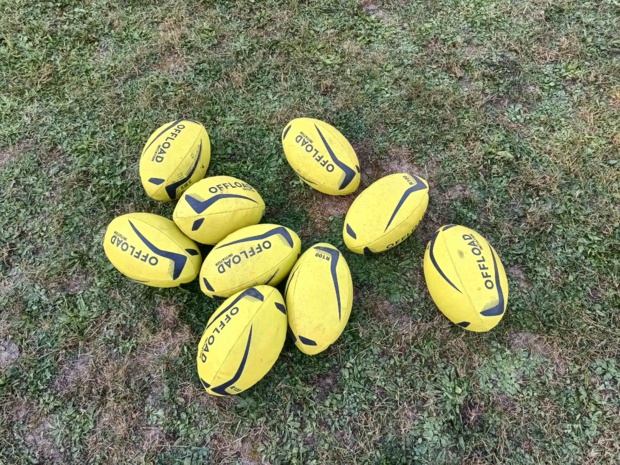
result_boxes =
[315,366,341,401]
[0,338,20,369]
[385,146,419,174]
[461,399,485,429]
[361,1,387,19]
[53,353,92,392]
[507,265,532,290]
[304,192,356,236]
[494,393,520,416]
[371,145,441,184]
[24,418,66,463]
[442,184,475,201]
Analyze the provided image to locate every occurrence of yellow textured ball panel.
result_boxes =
[285,243,353,355]
[343,173,429,254]
[199,224,301,298]
[423,225,509,332]
[139,120,211,201]
[196,286,287,396]
[103,213,202,287]
[173,176,265,245]
[282,118,360,195]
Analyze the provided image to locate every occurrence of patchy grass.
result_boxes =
[1,0,619,463]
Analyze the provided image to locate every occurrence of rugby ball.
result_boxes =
[200,224,301,298]
[197,285,287,396]
[424,225,509,332]
[282,118,360,195]
[103,213,202,287]
[285,243,353,355]
[173,176,265,245]
[139,120,210,201]
[343,173,429,254]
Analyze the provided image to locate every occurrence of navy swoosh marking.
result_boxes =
[148,177,165,185]
[457,321,471,328]
[298,335,317,346]
[428,229,462,294]
[186,248,199,256]
[480,247,506,317]
[192,218,205,231]
[265,268,279,285]
[199,377,211,389]
[210,327,253,395]
[345,224,357,239]
[275,302,286,315]
[205,287,264,332]
[314,125,357,190]
[282,124,291,140]
[315,246,342,320]
[202,277,214,292]
[216,226,294,249]
[384,176,427,232]
[165,140,202,200]
[143,119,183,153]
[129,220,187,280]
[186,193,258,214]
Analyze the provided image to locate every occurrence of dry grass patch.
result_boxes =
[87,400,169,463]
[0,140,32,168]
[208,426,269,465]
[4,397,67,463]
[508,332,567,377]
[47,301,194,462]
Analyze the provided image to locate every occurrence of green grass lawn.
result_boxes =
[1,0,619,463]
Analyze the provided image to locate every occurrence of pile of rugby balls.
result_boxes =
[103,117,509,396]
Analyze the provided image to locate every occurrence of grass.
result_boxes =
[0,0,619,463]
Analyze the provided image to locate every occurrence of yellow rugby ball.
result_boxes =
[285,243,353,355]
[424,225,509,332]
[173,176,265,245]
[343,173,429,254]
[197,285,287,396]
[103,213,202,287]
[139,120,210,201]
[200,224,301,298]
[282,118,360,195]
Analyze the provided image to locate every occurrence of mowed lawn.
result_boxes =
[1,0,619,463]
